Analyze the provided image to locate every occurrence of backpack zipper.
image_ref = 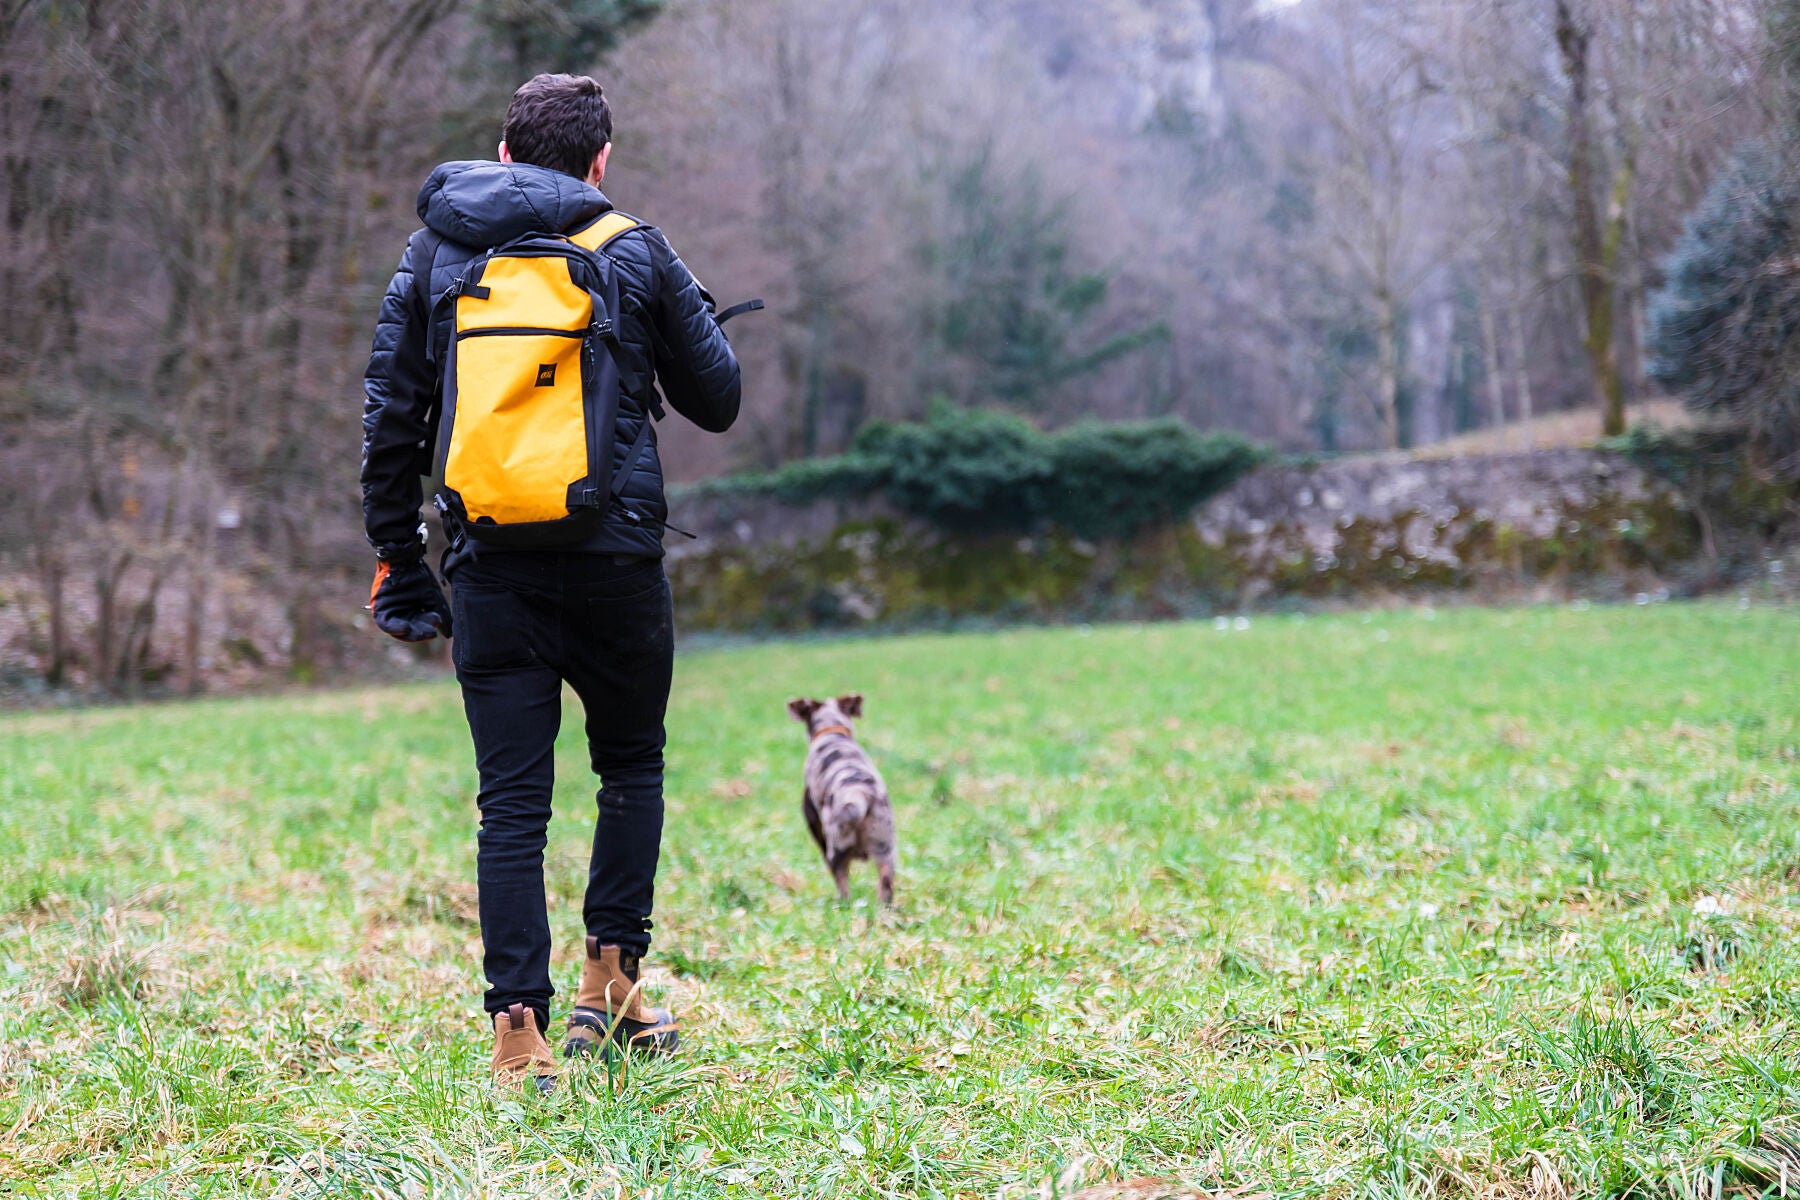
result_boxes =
[455,326,585,340]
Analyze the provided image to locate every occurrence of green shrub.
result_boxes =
[1043,419,1268,539]
[853,409,1053,532]
[680,454,887,506]
[689,410,1267,539]
[1603,423,1745,489]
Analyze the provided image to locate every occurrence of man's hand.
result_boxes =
[369,558,453,642]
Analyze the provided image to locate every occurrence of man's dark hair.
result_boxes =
[503,74,613,181]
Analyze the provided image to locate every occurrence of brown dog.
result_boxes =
[787,694,897,905]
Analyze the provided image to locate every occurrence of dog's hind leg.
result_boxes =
[828,853,852,902]
[876,853,895,907]
[803,790,826,854]
[871,804,897,906]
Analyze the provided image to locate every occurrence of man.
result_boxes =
[359,73,740,1088]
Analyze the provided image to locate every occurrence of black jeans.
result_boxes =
[449,552,673,1029]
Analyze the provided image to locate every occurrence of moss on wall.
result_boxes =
[667,486,1707,633]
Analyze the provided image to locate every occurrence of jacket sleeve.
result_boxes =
[360,232,439,555]
[648,230,741,433]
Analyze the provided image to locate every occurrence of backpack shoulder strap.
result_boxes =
[568,211,639,255]
[410,229,443,311]
[567,212,658,501]
[410,229,446,364]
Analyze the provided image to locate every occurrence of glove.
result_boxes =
[369,557,452,642]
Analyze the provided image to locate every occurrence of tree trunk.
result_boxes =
[802,307,828,458]
[122,566,165,700]
[35,542,69,687]
[1509,305,1535,443]
[1555,0,1629,437]
[289,579,318,683]
[1478,293,1506,431]
[181,522,212,697]
[93,549,131,693]
[1620,259,1647,412]
[282,511,318,683]
[1375,287,1401,451]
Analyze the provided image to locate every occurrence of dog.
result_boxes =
[787,694,896,905]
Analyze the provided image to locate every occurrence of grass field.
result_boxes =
[5,603,1800,1199]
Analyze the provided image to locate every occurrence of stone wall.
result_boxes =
[664,449,1724,631]
[1189,450,1697,604]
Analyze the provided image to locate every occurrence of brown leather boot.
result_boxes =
[563,938,680,1060]
[491,1003,559,1091]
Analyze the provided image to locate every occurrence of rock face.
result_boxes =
[1204,451,1658,542]
[1193,450,1691,603]
[1002,0,1223,132]
[1090,0,1224,130]
[665,449,1718,632]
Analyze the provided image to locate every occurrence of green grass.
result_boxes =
[5,602,1800,1198]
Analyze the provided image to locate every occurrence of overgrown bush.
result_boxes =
[684,410,1267,539]
[680,454,887,507]
[1043,420,1267,539]
[1604,423,1747,490]
[853,408,1055,532]
[1604,422,1794,553]
[1647,140,1800,475]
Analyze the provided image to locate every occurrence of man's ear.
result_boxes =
[836,693,864,719]
[788,698,821,722]
[498,140,512,164]
[588,141,612,187]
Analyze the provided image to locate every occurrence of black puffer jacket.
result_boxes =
[360,160,740,563]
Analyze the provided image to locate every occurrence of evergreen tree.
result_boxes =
[919,151,1166,413]
[477,0,662,76]
[1646,140,1800,473]
[1646,0,1800,474]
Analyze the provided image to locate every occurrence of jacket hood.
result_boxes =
[416,160,611,247]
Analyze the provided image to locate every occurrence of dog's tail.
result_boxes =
[829,786,873,830]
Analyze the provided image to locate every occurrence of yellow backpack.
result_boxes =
[430,212,643,546]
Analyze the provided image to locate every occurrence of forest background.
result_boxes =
[1,0,1790,696]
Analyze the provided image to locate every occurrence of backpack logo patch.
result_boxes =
[535,363,557,388]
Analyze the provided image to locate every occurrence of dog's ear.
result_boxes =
[836,693,864,719]
[788,697,822,722]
